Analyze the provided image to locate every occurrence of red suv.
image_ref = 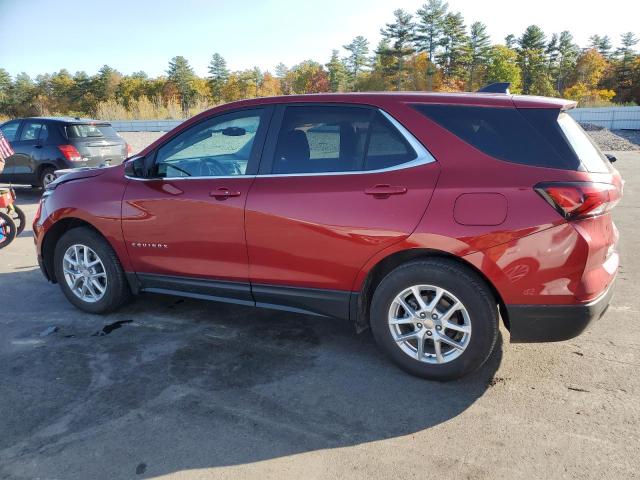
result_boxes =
[33,89,622,380]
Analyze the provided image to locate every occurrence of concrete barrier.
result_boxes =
[110,119,183,132]
[567,107,640,130]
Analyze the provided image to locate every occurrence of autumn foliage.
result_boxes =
[0,2,638,120]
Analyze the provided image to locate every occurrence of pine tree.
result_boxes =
[615,32,639,101]
[589,34,613,58]
[467,22,491,90]
[415,0,448,90]
[504,34,516,49]
[250,67,263,97]
[326,50,348,92]
[437,11,469,83]
[93,65,122,102]
[343,36,370,82]
[207,53,229,103]
[517,25,551,94]
[555,31,579,93]
[167,56,196,114]
[380,9,416,90]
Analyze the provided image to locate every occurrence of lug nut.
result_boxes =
[426,330,432,336]
[419,312,426,318]
[416,323,422,328]
[436,325,442,331]
[432,314,438,319]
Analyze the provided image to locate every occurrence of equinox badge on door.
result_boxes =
[130,242,169,249]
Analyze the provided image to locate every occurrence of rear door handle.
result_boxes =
[210,187,241,199]
[364,184,408,197]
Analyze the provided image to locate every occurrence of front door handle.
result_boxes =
[210,187,241,199]
[364,184,408,197]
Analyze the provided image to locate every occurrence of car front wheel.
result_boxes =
[53,227,130,314]
[370,258,498,381]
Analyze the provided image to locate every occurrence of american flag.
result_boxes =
[0,130,15,162]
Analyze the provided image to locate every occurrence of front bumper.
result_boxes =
[507,280,615,343]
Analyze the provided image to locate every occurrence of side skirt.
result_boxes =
[133,273,353,321]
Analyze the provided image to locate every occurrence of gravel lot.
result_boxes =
[0,152,639,479]
[120,126,640,157]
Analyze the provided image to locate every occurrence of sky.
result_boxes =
[1,0,639,78]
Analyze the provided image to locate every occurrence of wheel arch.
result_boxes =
[354,248,509,333]
[35,163,59,186]
[41,217,110,284]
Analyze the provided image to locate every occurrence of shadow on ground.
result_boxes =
[0,266,501,479]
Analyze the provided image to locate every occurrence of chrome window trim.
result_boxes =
[125,174,255,181]
[124,108,436,181]
[260,109,435,178]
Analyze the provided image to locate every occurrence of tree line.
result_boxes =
[0,1,638,120]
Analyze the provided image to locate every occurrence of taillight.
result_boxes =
[126,143,133,156]
[58,145,82,162]
[535,182,621,220]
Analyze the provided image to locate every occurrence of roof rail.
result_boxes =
[477,82,511,94]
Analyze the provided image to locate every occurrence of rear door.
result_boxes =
[67,123,127,167]
[245,104,440,317]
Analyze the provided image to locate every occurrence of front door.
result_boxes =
[122,108,271,302]
[245,104,440,318]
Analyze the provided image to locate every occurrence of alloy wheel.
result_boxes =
[388,285,472,364]
[62,244,108,303]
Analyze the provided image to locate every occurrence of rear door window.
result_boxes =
[365,113,417,170]
[414,104,581,170]
[271,106,418,174]
[19,121,44,141]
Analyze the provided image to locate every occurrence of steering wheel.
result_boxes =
[199,158,229,177]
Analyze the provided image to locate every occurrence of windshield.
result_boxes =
[557,113,611,173]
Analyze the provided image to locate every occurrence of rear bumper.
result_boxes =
[507,279,615,343]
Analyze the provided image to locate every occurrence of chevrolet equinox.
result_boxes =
[33,88,622,380]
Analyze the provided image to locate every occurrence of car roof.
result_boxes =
[19,116,112,125]
[216,91,576,110]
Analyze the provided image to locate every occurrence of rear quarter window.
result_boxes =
[414,104,581,170]
[556,113,610,173]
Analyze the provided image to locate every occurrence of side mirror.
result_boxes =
[124,156,146,177]
[605,153,617,163]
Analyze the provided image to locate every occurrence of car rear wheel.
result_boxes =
[370,258,498,381]
[39,167,56,188]
[54,227,130,314]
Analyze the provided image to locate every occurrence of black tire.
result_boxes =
[370,258,498,381]
[0,212,17,249]
[53,227,131,314]
[39,166,56,188]
[7,205,26,235]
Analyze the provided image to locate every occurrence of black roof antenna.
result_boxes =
[477,82,511,94]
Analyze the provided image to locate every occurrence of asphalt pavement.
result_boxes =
[0,152,638,480]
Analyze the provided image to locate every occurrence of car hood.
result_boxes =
[48,166,110,188]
